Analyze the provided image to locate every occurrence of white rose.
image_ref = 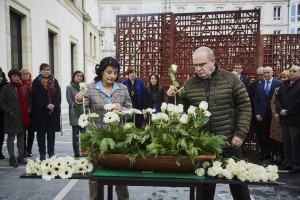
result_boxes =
[161,102,168,112]
[199,101,208,111]
[187,106,196,115]
[171,64,178,73]
[179,114,188,124]
[195,168,205,176]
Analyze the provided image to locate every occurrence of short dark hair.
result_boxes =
[94,57,120,82]
[8,69,21,79]
[39,63,50,71]
[71,70,85,83]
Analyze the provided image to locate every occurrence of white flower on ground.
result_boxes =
[195,168,205,176]
[79,82,88,93]
[199,101,208,111]
[40,159,52,170]
[64,156,75,166]
[103,111,120,123]
[104,103,116,111]
[78,114,89,128]
[179,114,188,124]
[41,167,56,181]
[202,161,210,169]
[59,166,74,179]
[25,159,36,174]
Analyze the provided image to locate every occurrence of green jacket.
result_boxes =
[180,65,251,145]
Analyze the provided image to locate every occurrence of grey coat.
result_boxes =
[0,84,31,134]
[66,85,80,126]
[73,82,132,128]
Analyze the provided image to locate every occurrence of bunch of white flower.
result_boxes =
[26,156,93,181]
[195,158,279,182]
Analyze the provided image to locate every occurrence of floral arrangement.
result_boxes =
[25,156,93,181]
[79,100,226,166]
[195,158,279,182]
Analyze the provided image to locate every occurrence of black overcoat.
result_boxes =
[31,76,61,132]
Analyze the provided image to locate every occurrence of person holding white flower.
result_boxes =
[167,46,252,200]
[74,56,132,200]
[66,71,85,158]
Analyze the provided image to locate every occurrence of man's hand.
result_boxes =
[280,109,287,116]
[47,104,55,112]
[256,115,262,121]
[167,85,178,96]
[231,136,243,148]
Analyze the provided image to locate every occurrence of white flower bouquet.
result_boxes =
[25,156,93,181]
[79,101,226,166]
[195,158,279,182]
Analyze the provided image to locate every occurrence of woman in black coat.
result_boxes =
[31,63,61,160]
[0,67,8,159]
[145,74,165,113]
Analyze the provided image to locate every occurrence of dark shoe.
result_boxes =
[289,168,300,174]
[9,157,18,167]
[40,154,46,161]
[271,155,279,163]
[18,156,27,164]
[279,164,292,170]
[27,151,33,157]
[48,152,55,158]
[259,153,271,160]
[0,152,5,159]
[74,154,81,158]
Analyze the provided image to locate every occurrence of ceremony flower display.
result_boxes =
[195,158,279,182]
[79,100,226,166]
[25,156,93,181]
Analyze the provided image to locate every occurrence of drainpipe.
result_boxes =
[287,0,290,33]
[82,0,86,76]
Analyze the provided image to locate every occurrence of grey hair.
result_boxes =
[256,66,264,74]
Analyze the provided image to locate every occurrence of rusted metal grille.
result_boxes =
[116,10,260,86]
[261,34,300,77]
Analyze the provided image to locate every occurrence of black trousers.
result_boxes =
[256,112,272,154]
[200,146,251,200]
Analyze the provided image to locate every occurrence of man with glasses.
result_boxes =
[276,65,300,174]
[233,63,249,91]
[167,46,252,200]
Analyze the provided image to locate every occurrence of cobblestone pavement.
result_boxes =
[0,110,299,200]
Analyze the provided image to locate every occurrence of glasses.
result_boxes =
[289,70,299,73]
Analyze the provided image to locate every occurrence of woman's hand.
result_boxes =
[75,91,84,104]
[114,103,122,111]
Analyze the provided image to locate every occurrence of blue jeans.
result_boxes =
[37,131,55,157]
[72,125,85,155]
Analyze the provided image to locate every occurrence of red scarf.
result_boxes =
[22,80,32,93]
[10,81,30,128]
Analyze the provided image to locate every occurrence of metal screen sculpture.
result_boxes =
[116,10,260,86]
[261,34,300,77]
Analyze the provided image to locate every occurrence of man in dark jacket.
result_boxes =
[167,46,252,200]
[276,65,300,174]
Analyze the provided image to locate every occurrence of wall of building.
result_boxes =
[0,0,102,108]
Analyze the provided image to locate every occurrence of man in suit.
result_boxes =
[233,63,249,91]
[254,66,281,160]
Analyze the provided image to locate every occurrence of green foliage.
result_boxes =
[79,103,227,167]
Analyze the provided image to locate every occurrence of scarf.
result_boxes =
[10,81,30,128]
[71,82,80,90]
[38,74,56,97]
[22,80,32,92]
